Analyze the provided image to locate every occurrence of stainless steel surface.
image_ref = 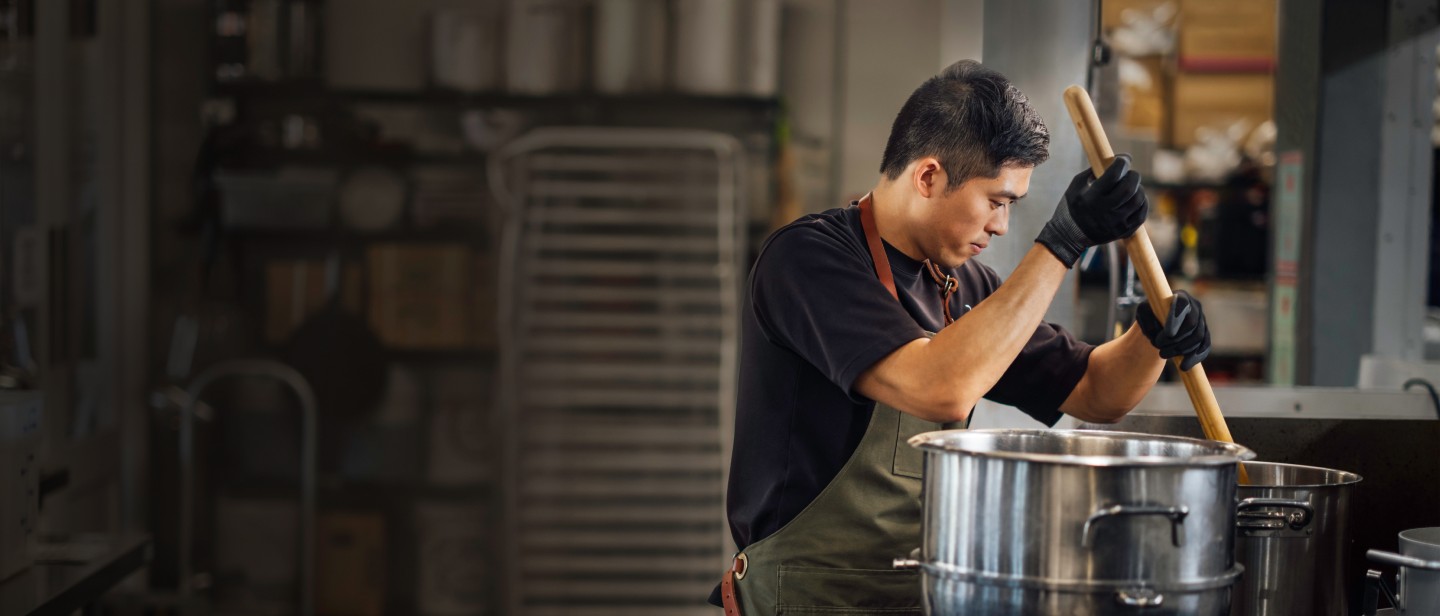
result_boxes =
[1130,384,1435,420]
[490,128,745,614]
[1369,549,1440,570]
[0,533,151,616]
[1235,497,1313,530]
[1374,527,1440,614]
[179,360,317,616]
[910,429,1253,615]
[1231,461,1362,616]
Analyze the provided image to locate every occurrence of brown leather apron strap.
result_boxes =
[858,194,898,302]
[721,553,747,616]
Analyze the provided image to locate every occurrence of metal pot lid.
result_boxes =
[908,429,1256,467]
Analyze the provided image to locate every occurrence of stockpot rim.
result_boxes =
[1236,460,1363,487]
[909,428,1256,467]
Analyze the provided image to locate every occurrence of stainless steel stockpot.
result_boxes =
[902,429,1255,616]
[1231,461,1361,615]
[1368,527,1440,614]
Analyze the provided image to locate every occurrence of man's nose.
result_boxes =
[987,206,1009,237]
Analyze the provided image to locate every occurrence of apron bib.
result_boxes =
[720,195,969,614]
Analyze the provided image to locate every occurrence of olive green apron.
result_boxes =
[727,403,942,614]
[720,194,963,614]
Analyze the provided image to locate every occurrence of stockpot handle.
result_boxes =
[1082,504,1189,548]
[1368,549,1440,571]
[1236,497,1313,530]
[1115,588,1164,608]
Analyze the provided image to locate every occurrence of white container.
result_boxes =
[429,8,501,92]
[593,0,668,94]
[741,0,780,97]
[673,0,739,95]
[504,0,582,94]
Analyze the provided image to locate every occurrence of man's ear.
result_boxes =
[913,158,944,198]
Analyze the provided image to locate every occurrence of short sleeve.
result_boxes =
[984,321,1094,425]
[750,222,926,402]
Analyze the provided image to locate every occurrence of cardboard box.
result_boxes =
[1178,0,1277,68]
[367,243,472,295]
[1103,0,1176,30]
[1170,71,1273,147]
[1119,56,1170,138]
[370,292,474,349]
[317,512,386,616]
[367,246,494,349]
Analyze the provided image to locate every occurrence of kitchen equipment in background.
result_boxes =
[1366,528,1440,615]
[366,243,478,349]
[337,166,406,232]
[410,165,494,232]
[593,0,668,94]
[213,0,248,81]
[490,127,746,614]
[504,0,582,94]
[1230,461,1361,615]
[284,254,388,419]
[315,512,385,616]
[247,0,283,81]
[180,360,318,616]
[425,367,492,486]
[673,0,738,94]
[741,0,780,96]
[264,259,363,344]
[428,7,501,92]
[459,108,528,153]
[901,429,1254,615]
[415,502,493,615]
[284,0,321,80]
[213,496,300,611]
[214,166,338,230]
[0,393,41,581]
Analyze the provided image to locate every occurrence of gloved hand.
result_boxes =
[1035,154,1149,267]
[1136,290,1211,371]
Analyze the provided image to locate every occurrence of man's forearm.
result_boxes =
[1061,322,1166,422]
[858,243,1070,422]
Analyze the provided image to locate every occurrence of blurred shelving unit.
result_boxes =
[174,2,783,615]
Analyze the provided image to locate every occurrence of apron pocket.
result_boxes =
[776,565,922,614]
[892,412,939,479]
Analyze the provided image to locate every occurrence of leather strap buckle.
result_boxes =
[721,553,747,616]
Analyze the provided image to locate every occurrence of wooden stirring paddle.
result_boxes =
[1062,85,1250,485]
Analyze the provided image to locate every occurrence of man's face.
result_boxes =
[919,164,1032,268]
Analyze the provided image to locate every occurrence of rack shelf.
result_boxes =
[213,81,782,113]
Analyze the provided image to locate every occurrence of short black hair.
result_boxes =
[879,60,1050,191]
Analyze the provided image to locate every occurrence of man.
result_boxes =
[711,60,1211,613]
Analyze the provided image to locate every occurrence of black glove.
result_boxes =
[1136,290,1211,371]
[1035,154,1149,267]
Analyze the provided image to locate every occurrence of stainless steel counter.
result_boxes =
[0,534,151,616]
[1128,384,1437,420]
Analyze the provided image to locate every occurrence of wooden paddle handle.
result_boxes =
[1061,86,1248,482]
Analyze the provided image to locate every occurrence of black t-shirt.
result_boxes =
[726,204,1095,552]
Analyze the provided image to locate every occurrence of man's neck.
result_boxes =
[868,181,926,262]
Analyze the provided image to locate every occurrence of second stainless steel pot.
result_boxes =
[906,429,1255,616]
[1230,461,1361,615]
